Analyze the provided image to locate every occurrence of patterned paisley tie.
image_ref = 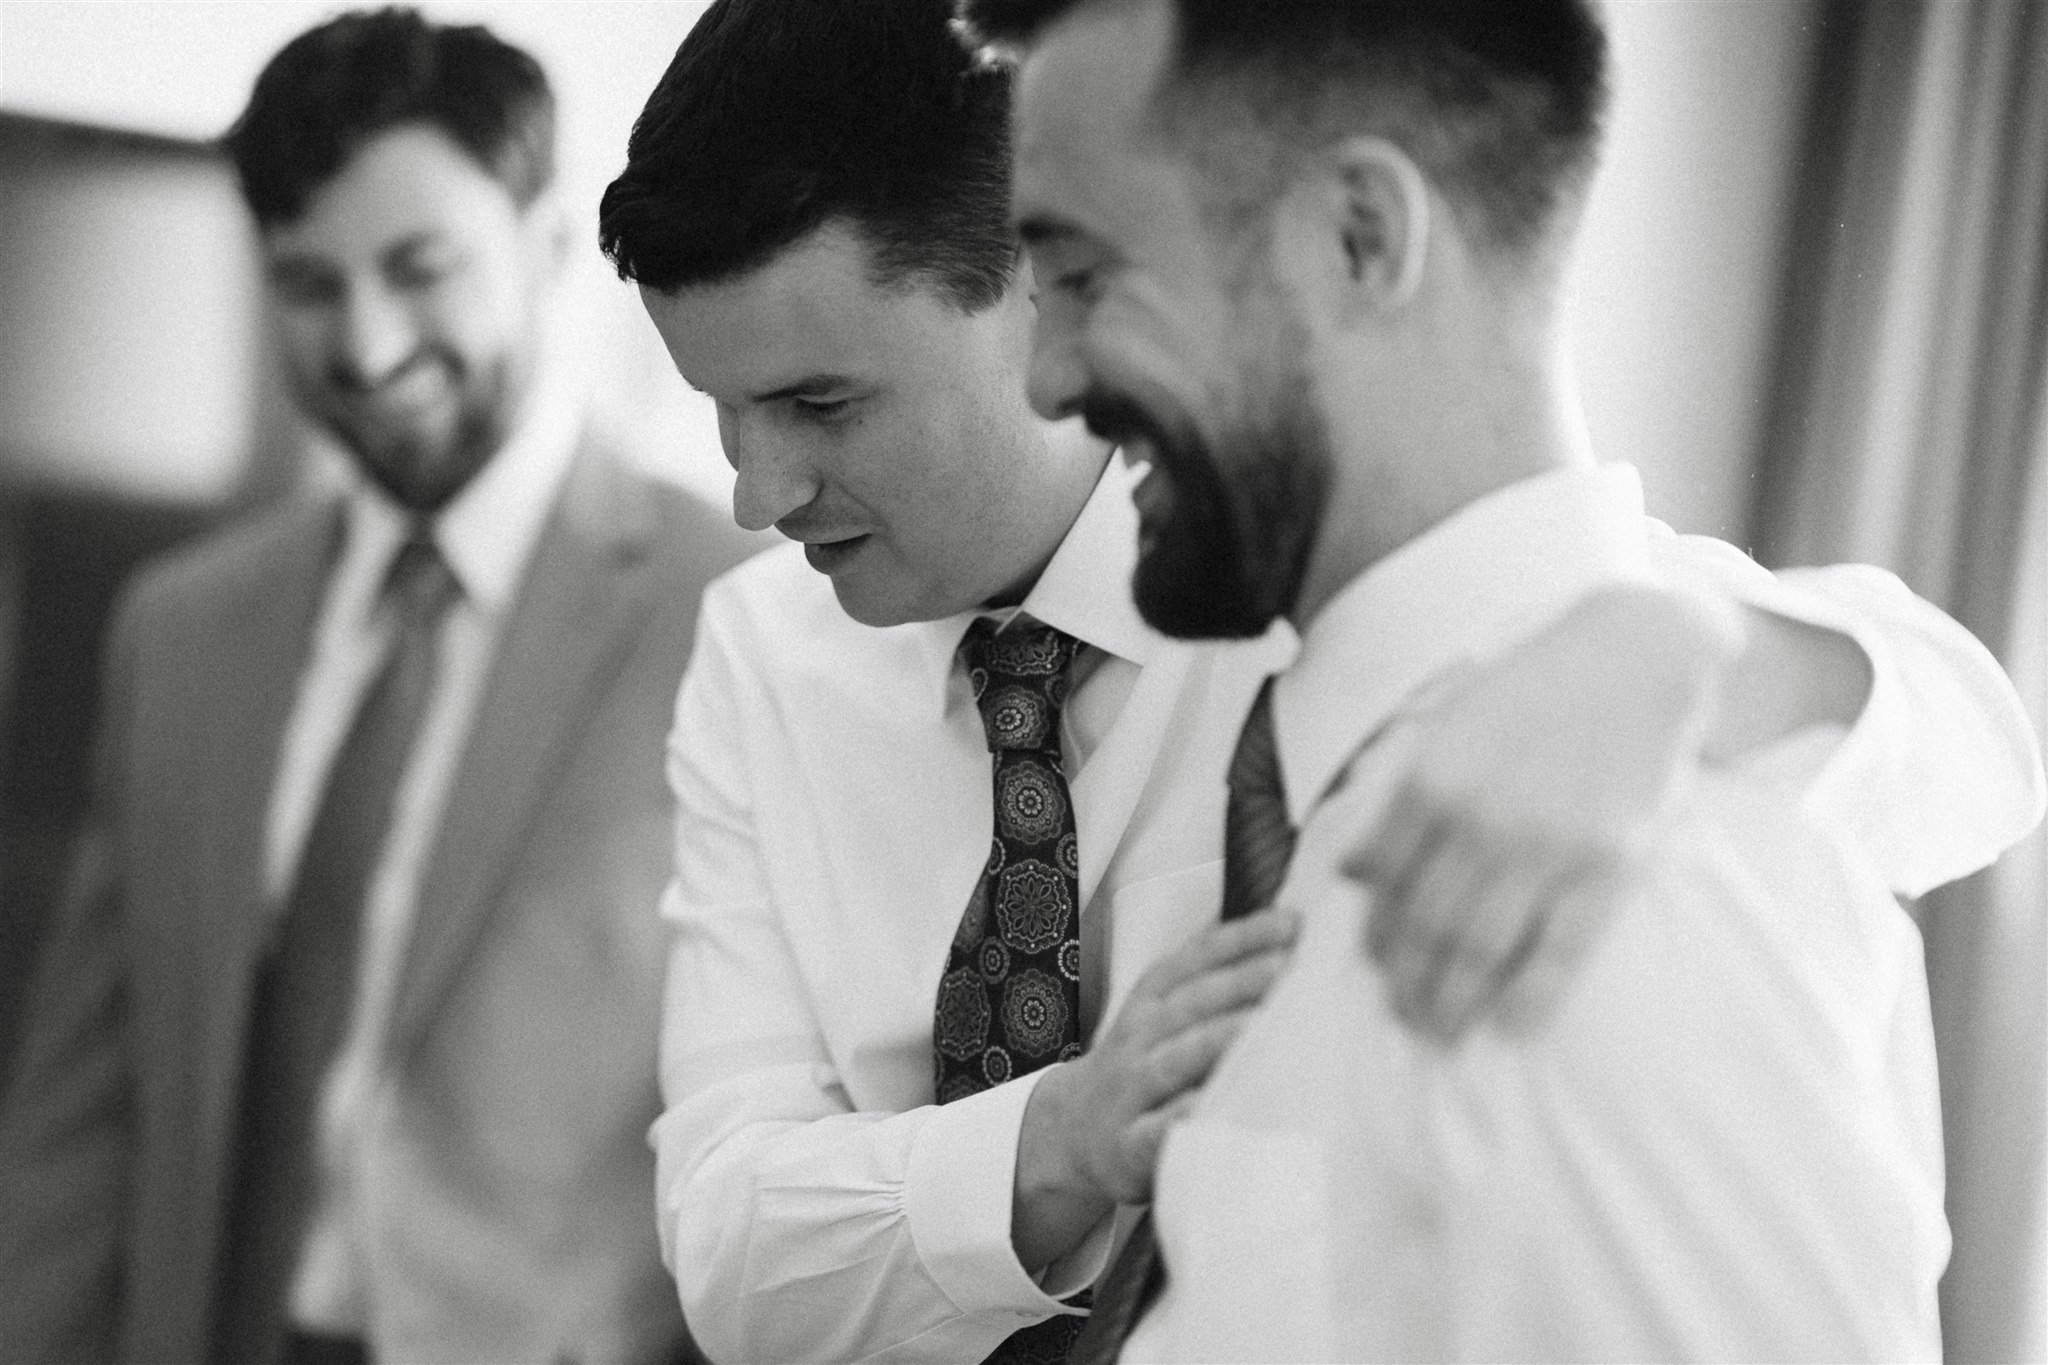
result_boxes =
[935,616,1088,1364]
[1069,677,1295,1364]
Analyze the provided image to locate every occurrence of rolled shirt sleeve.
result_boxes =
[1651,528,2045,895]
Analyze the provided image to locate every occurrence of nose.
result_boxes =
[1025,303,1089,422]
[332,283,417,389]
[720,408,821,533]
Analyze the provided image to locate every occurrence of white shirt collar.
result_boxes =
[1273,462,1653,826]
[911,455,1164,716]
[339,381,581,617]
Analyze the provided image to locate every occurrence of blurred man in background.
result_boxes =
[0,10,756,1363]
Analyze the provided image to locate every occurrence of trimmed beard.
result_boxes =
[306,346,522,514]
[1081,361,1329,641]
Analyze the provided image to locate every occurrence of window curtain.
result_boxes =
[1752,2,2048,1359]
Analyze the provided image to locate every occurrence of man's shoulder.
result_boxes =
[120,495,335,627]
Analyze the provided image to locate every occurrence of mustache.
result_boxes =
[1077,387,1181,456]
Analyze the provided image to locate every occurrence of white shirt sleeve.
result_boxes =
[652,587,1087,1365]
[1651,530,2046,894]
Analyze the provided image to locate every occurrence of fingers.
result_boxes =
[1393,848,1569,1043]
[1352,776,1646,1044]
[1495,859,1636,1035]
[1101,1018,1253,1202]
[1147,1004,1260,1097]
[1099,1090,1206,1206]
[1156,940,1292,1033]
[1108,997,1265,1121]
[1373,819,1492,986]
[1346,787,1445,963]
[1124,1090,1203,1164]
[1077,909,1298,1199]
[1113,909,1295,1100]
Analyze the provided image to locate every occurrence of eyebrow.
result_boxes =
[1016,217,1083,248]
[267,229,448,276]
[383,230,451,259]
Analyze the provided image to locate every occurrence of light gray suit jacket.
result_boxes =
[0,435,762,1364]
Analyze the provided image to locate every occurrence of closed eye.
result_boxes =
[1056,260,1114,313]
[793,395,853,420]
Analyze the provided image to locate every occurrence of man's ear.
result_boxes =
[1276,135,1430,321]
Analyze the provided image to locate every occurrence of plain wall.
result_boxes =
[0,135,260,502]
[1565,0,1824,543]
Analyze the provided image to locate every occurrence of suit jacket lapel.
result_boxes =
[384,442,662,1060]
[181,499,338,1288]
[194,503,340,961]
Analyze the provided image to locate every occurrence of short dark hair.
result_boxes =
[962,0,1608,257]
[599,0,1016,310]
[223,7,555,228]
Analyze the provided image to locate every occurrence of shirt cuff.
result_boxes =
[1038,1200,1120,1300]
[1771,564,2047,893]
[906,1066,1092,1318]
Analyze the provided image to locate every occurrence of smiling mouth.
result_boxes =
[1117,431,1159,470]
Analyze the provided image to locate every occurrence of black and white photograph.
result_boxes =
[0,2,2042,1362]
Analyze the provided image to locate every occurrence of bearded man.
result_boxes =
[0,12,758,1362]
[977,0,2046,1358]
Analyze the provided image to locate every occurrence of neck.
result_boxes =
[1289,328,1593,630]
[982,415,1115,608]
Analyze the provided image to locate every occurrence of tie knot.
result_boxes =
[962,617,1080,754]
[384,530,461,628]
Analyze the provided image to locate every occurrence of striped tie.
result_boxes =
[1070,677,1294,1363]
[1221,678,1297,921]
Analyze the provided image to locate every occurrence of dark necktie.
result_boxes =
[935,617,1089,1364]
[211,531,459,1363]
[1070,677,1295,1365]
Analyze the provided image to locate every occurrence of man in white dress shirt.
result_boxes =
[599,2,2042,1361]
[970,0,2048,1358]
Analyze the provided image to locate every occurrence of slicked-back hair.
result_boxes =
[599,0,1016,311]
[224,7,555,229]
[962,0,1608,258]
